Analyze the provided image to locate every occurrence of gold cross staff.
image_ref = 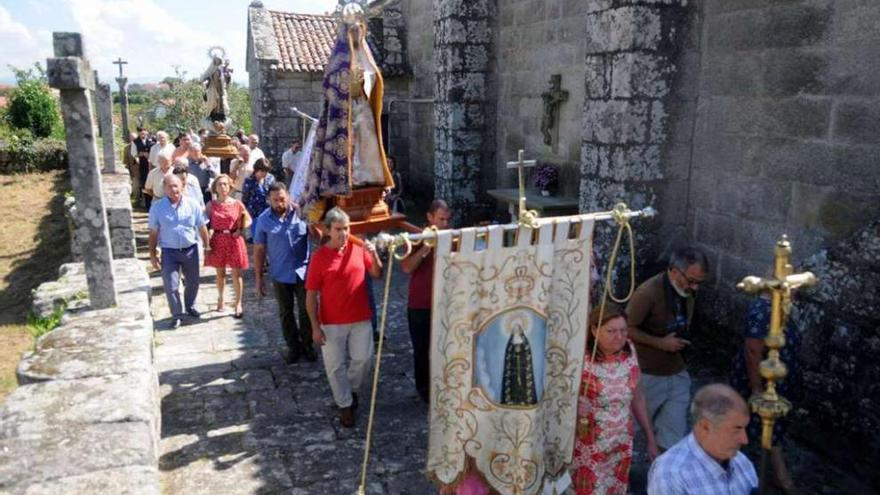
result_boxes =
[736,235,817,492]
[505,149,538,227]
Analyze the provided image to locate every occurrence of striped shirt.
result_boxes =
[648,433,758,495]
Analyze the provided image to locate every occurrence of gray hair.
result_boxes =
[156,130,169,140]
[690,383,748,425]
[323,207,350,229]
[162,174,181,187]
[669,246,709,273]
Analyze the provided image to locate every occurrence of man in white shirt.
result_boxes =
[248,133,266,163]
[148,131,175,169]
[282,139,302,184]
[144,154,174,201]
[230,145,252,199]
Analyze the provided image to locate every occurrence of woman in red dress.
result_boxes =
[205,174,251,317]
[572,305,659,494]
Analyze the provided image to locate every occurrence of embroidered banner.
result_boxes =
[427,219,594,495]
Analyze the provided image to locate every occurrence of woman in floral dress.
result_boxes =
[205,174,250,317]
[572,305,659,494]
[241,158,275,239]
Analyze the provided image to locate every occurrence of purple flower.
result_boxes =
[533,162,559,190]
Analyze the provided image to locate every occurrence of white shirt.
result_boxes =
[282,148,302,172]
[231,158,253,192]
[148,143,175,168]
[250,146,265,164]
[144,167,173,199]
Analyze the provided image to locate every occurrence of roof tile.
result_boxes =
[268,10,337,73]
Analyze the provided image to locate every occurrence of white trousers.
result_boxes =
[321,320,374,408]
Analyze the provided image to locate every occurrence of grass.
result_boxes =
[0,170,70,402]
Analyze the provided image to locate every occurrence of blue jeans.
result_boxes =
[161,244,201,318]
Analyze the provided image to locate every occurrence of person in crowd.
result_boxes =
[230,144,252,199]
[205,174,250,317]
[306,207,382,427]
[626,246,709,451]
[400,199,450,403]
[143,153,174,202]
[148,175,209,329]
[172,132,192,162]
[172,161,204,208]
[572,305,659,494]
[186,142,217,204]
[729,287,800,493]
[282,139,303,184]
[254,183,314,364]
[123,132,140,200]
[241,158,275,238]
[197,128,208,144]
[648,383,757,495]
[234,130,248,146]
[385,155,405,213]
[248,133,265,163]
[131,127,155,208]
[148,131,175,169]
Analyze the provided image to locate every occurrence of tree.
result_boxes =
[4,63,62,138]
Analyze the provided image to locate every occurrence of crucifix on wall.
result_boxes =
[540,74,568,148]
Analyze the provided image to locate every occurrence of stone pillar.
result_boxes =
[578,2,692,268]
[116,76,130,140]
[432,0,494,225]
[47,32,118,309]
[95,75,119,173]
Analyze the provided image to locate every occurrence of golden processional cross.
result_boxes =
[736,235,817,494]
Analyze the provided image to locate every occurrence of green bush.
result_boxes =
[4,64,62,139]
[0,133,67,174]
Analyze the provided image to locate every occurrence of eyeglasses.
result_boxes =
[676,268,705,287]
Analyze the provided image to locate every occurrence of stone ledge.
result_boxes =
[0,254,159,495]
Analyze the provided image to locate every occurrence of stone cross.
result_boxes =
[48,32,118,309]
[540,74,568,147]
[94,72,119,174]
[113,58,130,141]
[506,149,537,222]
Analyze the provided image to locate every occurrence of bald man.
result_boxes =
[648,383,758,495]
[148,174,210,329]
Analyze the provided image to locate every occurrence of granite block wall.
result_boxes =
[690,0,880,482]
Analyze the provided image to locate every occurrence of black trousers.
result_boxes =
[407,308,431,402]
[273,281,312,354]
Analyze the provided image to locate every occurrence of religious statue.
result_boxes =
[301,2,395,222]
[200,46,233,130]
[540,74,568,146]
[500,318,539,406]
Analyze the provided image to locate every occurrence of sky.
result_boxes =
[0,0,339,85]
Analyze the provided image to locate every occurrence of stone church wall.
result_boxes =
[689,0,880,482]
[495,0,591,198]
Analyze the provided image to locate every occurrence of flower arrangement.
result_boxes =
[533,162,559,194]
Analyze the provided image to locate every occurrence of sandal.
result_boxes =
[216,299,226,313]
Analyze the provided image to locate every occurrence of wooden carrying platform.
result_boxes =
[313,187,419,237]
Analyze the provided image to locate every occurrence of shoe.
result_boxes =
[216,299,226,313]
[285,349,300,365]
[186,307,201,318]
[303,347,318,362]
[233,311,244,319]
[339,406,355,428]
[170,318,182,329]
[351,392,359,411]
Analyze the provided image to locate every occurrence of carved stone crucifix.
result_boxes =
[540,74,568,146]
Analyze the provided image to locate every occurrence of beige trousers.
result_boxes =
[320,320,374,408]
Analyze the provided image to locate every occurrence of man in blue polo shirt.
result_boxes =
[148,174,210,329]
[254,182,314,364]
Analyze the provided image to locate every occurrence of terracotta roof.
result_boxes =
[269,10,337,73]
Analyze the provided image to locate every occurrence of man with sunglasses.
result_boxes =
[626,246,709,452]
